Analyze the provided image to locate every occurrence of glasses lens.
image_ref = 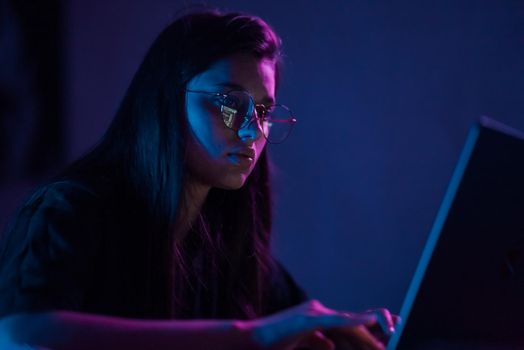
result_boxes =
[219,91,295,143]
[221,91,254,129]
[263,105,295,144]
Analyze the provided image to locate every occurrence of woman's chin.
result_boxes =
[216,175,249,190]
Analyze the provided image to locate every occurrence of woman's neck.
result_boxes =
[174,178,210,243]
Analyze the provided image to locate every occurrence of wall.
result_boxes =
[65,0,524,313]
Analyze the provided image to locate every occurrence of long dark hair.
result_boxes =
[63,10,282,319]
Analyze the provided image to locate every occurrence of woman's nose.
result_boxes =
[236,116,263,142]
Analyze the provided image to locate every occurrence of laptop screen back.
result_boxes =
[388,117,524,349]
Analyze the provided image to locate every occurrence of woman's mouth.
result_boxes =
[227,153,254,168]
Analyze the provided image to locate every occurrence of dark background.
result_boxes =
[2,0,523,314]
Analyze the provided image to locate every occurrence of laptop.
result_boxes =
[387,116,524,349]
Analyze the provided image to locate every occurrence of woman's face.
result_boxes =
[185,53,276,190]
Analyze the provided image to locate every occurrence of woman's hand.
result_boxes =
[246,300,398,350]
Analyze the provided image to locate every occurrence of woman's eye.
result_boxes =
[221,95,241,108]
[256,106,267,119]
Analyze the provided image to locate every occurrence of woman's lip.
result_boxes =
[227,153,254,167]
[228,153,254,159]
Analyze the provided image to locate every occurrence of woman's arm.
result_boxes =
[0,311,252,350]
[0,300,395,350]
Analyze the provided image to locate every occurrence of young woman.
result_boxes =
[0,10,396,350]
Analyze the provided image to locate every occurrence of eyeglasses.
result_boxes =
[185,89,297,144]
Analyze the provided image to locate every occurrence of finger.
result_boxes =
[322,329,364,350]
[392,314,402,327]
[251,312,376,348]
[321,312,377,329]
[298,330,336,350]
[365,309,395,335]
[338,325,385,350]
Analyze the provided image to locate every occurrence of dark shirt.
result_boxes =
[0,180,307,319]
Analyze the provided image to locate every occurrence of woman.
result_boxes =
[0,10,396,350]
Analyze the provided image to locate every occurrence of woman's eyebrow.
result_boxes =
[215,82,245,90]
[215,82,275,105]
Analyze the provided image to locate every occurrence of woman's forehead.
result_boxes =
[188,54,276,103]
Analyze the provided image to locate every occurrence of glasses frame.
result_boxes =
[185,89,297,144]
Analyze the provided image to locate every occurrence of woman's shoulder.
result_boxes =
[29,178,100,202]
[0,178,112,318]
[14,178,105,220]
[1,177,113,244]
[22,167,121,210]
